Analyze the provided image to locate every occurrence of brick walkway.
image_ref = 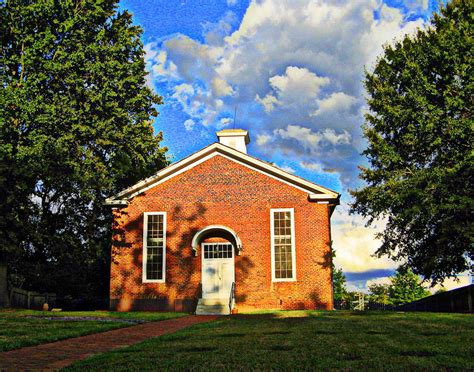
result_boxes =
[0,315,217,371]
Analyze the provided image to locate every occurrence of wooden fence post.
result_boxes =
[468,285,472,313]
[0,261,8,308]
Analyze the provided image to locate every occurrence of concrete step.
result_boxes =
[195,307,230,315]
[197,298,228,306]
[195,298,231,315]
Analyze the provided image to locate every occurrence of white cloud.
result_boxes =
[431,275,472,292]
[172,83,194,98]
[275,125,352,151]
[324,129,352,146]
[279,165,296,173]
[171,83,224,126]
[332,203,396,273]
[255,93,279,113]
[211,77,234,97]
[146,1,426,180]
[144,0,429,276]
[366,276,392,288]
[202,11,238,46]
[144,46,178,86]
[184,119,195,131]
[256,66,330,112]
[313,92,358,116]
[256,134,271,146]
[299,161,324,172]
[218,117,232,129]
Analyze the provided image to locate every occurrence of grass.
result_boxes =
[64,311,474,371]
[0,309,187,322]
[0,309,187,352]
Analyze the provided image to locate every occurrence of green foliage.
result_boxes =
[331,249,350,304]
[388,268,431,306]
[351,0,474,283]
[367,268,430,306]
[333,267,348,302]
[343,291,362,310]
[0,0,168,299]
[367,283,390,305]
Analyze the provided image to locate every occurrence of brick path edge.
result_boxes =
[0,315,217,371]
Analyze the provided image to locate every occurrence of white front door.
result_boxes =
[201,243,235,299]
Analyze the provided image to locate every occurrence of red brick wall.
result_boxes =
[110,154,334,312]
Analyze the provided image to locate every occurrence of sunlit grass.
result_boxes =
[65,311,474,371]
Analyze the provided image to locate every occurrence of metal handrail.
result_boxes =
[229,282,236,314]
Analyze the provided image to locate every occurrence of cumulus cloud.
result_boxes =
[145,0,425,185]
[171,83,225,126]
[256,66,330,113]
[184,119,195,131]
[431,275,472,292]
[218,117,233,129]
[202,11,239,46]
[144,0,429,276]
[279,165,296,174]
[299,161,324,172]
[144,46,178,87]
[256,134,271,146]
[366,276,392,287]
[313,92,358,116]
[299,161,339,174]
[332,203,397,273]
[274,125,352,151]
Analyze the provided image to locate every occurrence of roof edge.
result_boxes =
[105,143,340,204]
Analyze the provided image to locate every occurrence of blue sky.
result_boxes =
[118,0,470,291]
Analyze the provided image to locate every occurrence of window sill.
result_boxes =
[272,278,297,282]
[142,279,166,284]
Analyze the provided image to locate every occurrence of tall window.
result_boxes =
[271,208,296,281]
[143,212,166,282]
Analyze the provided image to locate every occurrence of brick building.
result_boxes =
[105,129,340,314]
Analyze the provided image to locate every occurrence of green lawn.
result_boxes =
[64,311,473,371]
[0,309,187,352]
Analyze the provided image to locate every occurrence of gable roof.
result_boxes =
[104,142,340,207]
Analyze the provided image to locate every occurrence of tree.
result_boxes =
[388,268,431,306]
[351,0,473,284]
[367,283,390,305]
[333,267,348,302]
[1,0,167,302]
[344,291,363,310]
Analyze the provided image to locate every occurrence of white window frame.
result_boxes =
[142,212,167,283]
[270,208,296,282]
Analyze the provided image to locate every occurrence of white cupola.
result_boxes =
[216,129,250,154]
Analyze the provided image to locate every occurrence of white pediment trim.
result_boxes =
[104,143,340,206]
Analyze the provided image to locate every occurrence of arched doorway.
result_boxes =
[192,225,242,300]
[191,225,242,256]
